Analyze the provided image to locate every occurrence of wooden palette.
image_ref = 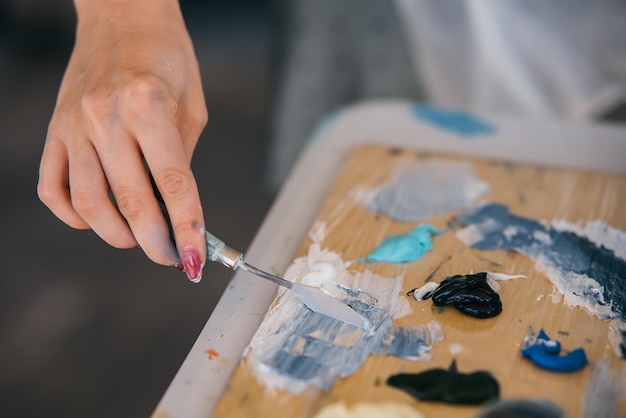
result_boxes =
[213,145,626,417]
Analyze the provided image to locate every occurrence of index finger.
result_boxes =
[149,150,206,282]
[133,117,206,283]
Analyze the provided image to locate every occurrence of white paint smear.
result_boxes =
[449,343,464,355]
[245,243,441,394]
[607,319,626,358]
[308,221,327,244]
[485,271,526,291]
[411,282,439,301]
[535,254,614,320]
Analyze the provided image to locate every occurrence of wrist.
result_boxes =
[74,0,182,26]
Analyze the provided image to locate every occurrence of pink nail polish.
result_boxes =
[174,263,185,272]
[182,248,202,283]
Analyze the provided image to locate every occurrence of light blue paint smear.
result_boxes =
[521,329,588,372]
[246,262,440,394]
[366,224,444,263]
[367,160,489,222]
[412,104,496,137]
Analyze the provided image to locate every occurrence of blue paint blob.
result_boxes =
[457,203,626,322]
[366,224,443,263]
[521,329,588,372]
[412,104,496,137]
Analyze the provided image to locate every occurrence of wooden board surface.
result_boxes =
[214,145,626,417]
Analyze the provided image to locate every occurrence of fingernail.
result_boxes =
[182,247,202,283]
[174,263,185,272]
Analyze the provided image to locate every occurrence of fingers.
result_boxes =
[112,76,206,281]
[96,130,180,266]
[177,84,208,160]
[38,127,89,230]
[66,138,139,250]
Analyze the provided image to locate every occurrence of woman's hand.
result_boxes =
[38,0,208,282]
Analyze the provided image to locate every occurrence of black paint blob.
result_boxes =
[387,360,499,405]
[431,272,502,318]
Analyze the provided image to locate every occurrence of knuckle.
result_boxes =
[47,112,77,142]
[192,107,208,131]
[71,190,100,219]
[37,178,60,207]
[158,167,194,200]
[80,87,113,122]
[123,75,172,114]
[114,189,144,221]
[46,118,62,139]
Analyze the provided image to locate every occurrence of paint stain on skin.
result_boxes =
[521,329,588,372]
[412,104,497,137]
[245,243,441,394]
[204,348,219,360]
[456,203,626,357]
[387,360,499,405]
[364,160,489,222]
[364,224,444,263]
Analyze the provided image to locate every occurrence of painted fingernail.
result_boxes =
[174,263,185,272]
[182,247,202,283]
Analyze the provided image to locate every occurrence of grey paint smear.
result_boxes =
[246,244,441,394]
[582,360,626,418]
[456,203,626,321]
[456,203,626,358]
[365,160,488,222]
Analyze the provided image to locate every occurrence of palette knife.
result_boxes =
[205,232,369,329]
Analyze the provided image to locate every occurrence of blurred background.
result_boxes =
[3,1,623,416]
[0,1,276,416]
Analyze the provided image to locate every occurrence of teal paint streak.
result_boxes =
[366,224,444,263]
[412,104,496,137]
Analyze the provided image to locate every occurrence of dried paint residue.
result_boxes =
[204,349,219,360]
[456,203,626,357]
[245,243,441,394]
[364,160,489,222]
